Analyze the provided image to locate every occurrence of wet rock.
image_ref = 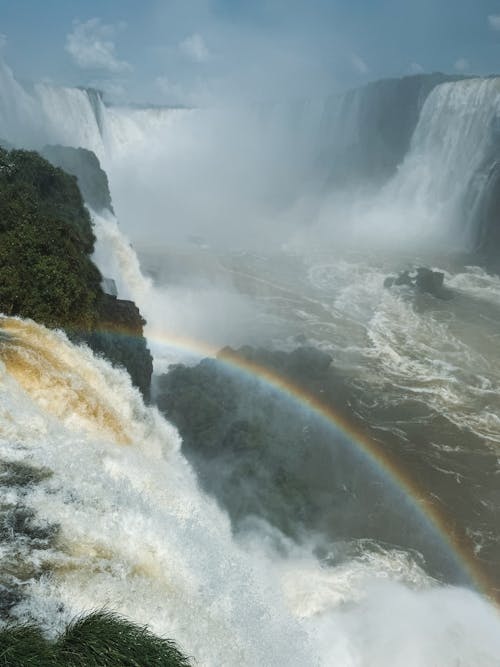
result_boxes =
[85,294,153,400]
[384,267,453,299]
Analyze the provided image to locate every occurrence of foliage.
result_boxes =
[41,145,114,214]
[0,147,102,329]
[0,611,191,666]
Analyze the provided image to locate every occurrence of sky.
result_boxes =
[2,0,500,105]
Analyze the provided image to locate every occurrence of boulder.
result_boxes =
[384,267,452,300]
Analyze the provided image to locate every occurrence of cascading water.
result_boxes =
[1,316,500,666]
[0,60,187,166]
[3,60,500,664]
[293,77,500,253]
[383,77,500,246]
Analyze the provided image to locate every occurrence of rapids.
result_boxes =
[1,317,500,666]
[2,61,500,664]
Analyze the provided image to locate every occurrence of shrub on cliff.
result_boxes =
[0,147,101,329]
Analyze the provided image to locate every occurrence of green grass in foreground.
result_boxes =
[0,611,191,666]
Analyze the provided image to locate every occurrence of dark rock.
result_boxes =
[0,146,153,398]
[415,267,444,294]
[41,145,113,213]
[154,345,357,539]
[325,73,469,187]
[84,294,153,400]
[384,267,452,300]
[394,270,413,286]
[383,276,395,289]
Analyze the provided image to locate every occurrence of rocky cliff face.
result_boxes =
[41,145,113,213]
[85,294,153,401]
[41,145,154,396]
[0,145,153,398]
[326,73,467,186]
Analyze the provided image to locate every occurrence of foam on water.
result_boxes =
[304,258,500,449]
[2,61,500,664]
[1,317,500,666]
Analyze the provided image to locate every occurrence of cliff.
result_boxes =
[86,294,153,401]
[0,146,152,397]
[326,72,467,186]
[42,144,114,213]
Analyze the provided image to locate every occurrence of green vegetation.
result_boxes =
[42,145,114,214]
[0,611,191,666]
[0,146,153,396]
[0,147,101,329]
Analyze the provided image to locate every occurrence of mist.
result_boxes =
[2,4,500,663]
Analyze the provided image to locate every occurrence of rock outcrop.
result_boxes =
[41,145,113,213]
[0,146,152,398]
[85,294,153,401]
[384,267,452,299]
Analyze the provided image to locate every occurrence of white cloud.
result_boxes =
[66,18,131,73]
[0,34,7,50]
[454,57,470,73]
[179,33,209,63]
[350,53,369,75]
[409,62,424,74]
[488,14,500,30]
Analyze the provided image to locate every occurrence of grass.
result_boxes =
[0,611,191,666]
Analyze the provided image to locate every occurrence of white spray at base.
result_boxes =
[2,61,500,663]
[91,208,262,370]
[1,316,500,666]
[292,77,500,253]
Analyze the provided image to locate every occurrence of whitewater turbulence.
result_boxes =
[0,317,500,666]
[3,60,500,256]
[3,59,500,664]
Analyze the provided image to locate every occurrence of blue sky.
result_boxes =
[2,0,500,104]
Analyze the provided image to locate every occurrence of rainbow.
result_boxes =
[140,327,498,603]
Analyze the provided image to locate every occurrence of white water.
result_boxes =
[3,62,500,664]
[1,317,500,666]
[4,62,500,253]
[294,77,500,252]
[383,78,500,245]
[0,60,188,166]
[303,257,500,448]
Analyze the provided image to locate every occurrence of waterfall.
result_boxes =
[1,316,499,665]
[0,61,186,164]
[3,60,500,665]
[384,77,500,246]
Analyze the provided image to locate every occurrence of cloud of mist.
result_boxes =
[105,102,329,252]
